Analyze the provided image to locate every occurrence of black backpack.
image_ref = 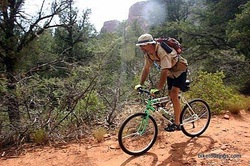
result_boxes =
[155,37,182,54]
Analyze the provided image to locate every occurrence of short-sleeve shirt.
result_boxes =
[144,43,187,78]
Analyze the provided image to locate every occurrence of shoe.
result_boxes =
[164,123,181,132]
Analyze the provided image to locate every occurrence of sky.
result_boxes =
[24,0,142,32]
[74,0,142,31]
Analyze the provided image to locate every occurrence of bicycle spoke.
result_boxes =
[180,99,211,137]
[118,113,158,155]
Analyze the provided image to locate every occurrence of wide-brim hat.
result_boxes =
[136,34,156,46]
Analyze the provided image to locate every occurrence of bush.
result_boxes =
[92,127,107,142]
[224,96,250,114]
[187,71,250,114]
[75,91,105,121]
[31,129,48,144]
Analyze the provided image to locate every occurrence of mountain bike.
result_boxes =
[118,81,211,156]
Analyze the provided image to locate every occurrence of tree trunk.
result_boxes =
[5,55,21,127]
[7,93,20,127]
[5,88,20,126]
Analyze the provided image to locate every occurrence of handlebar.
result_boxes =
[137,88,161,98]
[137,88,150,95]
[137,88,171,106]
[136,80,191,95]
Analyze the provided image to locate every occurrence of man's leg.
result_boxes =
[169,71,187,125]
[165,74,185,132]
[169,86,181,125]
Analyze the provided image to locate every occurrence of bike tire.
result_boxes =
[180,99,211,137]
[118,112,158,156]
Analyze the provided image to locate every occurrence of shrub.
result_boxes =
[75,91,105,122]
[224,96,250,114]
[31,129,47,144]
[92,127,107,142]
[187,71,249,114]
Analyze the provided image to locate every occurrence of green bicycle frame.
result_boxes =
[137,99,158,135]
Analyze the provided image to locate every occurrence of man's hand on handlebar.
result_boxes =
[150,88,160,97]
[134,84,142,90]
[135,84,160,97]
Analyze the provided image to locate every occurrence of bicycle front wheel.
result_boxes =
[118,112,158,156]
[180,99,211,137]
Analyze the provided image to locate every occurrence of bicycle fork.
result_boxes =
[137,116,149,135]
[136,101,157,135]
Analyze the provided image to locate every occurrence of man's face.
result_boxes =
[139,44,150,53]
[139,44,154,54]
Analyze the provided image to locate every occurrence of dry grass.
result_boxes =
[92,127,107,142]
[225,96,250,114]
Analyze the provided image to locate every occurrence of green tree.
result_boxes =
[150,0,197,22]
[54,0,96,63]
[227,1,250,59]
[182,0,248,51]
[150,0,198,38]
[0,0,67,126]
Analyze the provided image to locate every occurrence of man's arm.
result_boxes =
[140,65,150,85]
[157,68,168,90]
[140,58,152,85]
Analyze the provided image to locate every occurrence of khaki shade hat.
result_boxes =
[136,34,156,46]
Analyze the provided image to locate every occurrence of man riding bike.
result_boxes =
[135,33,188,132]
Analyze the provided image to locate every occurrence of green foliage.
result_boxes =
[18,40,49,72]
[202,50,250,88]
[227,1,250,58]
[75,91,105,121]
[150,0,197,22]
[224,96,250,114]
[187,71,244,114]
[53,6,96,63]
[0,77,7,94]
[31,129,48,144]
[11,62,106,142]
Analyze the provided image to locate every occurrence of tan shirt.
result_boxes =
[144,43,188,78]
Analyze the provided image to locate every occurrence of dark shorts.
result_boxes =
[167,71,187,91]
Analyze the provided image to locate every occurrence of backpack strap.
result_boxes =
[157,43,180,69]
[146,53,161,70]
[149,44,161,70]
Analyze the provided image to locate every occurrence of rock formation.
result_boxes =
[127,1,150,30]
[100,1,153,33]
[100,20,121,33]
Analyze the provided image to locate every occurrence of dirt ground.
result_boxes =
[1,111,250,166]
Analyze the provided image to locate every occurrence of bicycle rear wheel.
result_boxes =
[118,112,158,156]
[180,99,211,137]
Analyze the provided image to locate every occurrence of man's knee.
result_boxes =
[169,87,179,99]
